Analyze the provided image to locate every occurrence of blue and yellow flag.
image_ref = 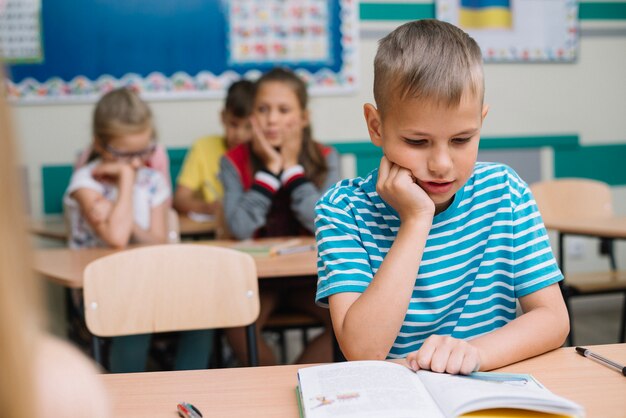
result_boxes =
[459,0,512,30]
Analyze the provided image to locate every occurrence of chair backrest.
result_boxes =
[83,244,260,337]
[530,178,614,223]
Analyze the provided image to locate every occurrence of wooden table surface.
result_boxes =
[100,343,626,418]
[28,216,67,241]
[33,237,317,288]
[543,216,626,239]
[176,214,216,238]
[29,214,217,242]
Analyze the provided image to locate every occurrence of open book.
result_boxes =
[296,361,584,418]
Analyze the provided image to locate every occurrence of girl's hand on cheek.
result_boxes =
[250,116,282,175]
[281,122,303,169]
[376,156,435,222]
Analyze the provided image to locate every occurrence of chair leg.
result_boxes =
[301,327,309,349]
[246,324,259,367]
[277,330,287,364]
[92,335,103,367]
[619,292,626,343]
[211,329,223,368]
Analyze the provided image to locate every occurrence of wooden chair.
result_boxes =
[83,244,261,367]
[530,178,626,344]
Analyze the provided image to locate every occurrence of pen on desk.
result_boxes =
[575,346,626,376]
[177,402,203,418]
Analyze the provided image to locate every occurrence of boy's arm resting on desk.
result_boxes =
[320,157,435,360]
[332,157,436,360]
[329,217,432,360]
[469,283,569,371]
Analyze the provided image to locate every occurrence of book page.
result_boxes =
[417,371,583,417]
[298,361,444,418]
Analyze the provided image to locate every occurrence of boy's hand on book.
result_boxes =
[406,335,481,375]
[377,156,434,221]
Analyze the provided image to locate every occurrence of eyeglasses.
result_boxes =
[101,141,156,161]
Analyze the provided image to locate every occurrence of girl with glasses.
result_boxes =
[64,87,169,249]
[64,88,213,373]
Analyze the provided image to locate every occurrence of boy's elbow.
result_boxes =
[554,309,571,347]
[338,337,389,361]
[345,351,388,361]
[545,303,570,348]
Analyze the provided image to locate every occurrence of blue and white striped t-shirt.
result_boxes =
[315,162,563,358]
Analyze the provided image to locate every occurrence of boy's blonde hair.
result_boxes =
[93,87,154,143]
[374,19,484,114]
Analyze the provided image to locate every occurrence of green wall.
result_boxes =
[43,135,626,214]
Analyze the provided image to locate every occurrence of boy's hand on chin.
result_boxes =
[376,156,434,222]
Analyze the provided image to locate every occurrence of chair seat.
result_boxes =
[567,270,626,294]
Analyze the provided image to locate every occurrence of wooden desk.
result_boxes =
[543,216,626,343]
[100,344,626,418]
[177,215,216,239]
[29,214,218,242]
[544,217,626,240]
[28,216,67,241]
[33,237,317,289]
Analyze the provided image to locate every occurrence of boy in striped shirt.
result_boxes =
[315,20,569,374]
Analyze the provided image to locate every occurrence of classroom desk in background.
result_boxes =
[33,237,317,289]
[28,215,67,242]
[176,214,217,240]
[543,217,626,239]
[28,214,217,243]
[100,344,626,418]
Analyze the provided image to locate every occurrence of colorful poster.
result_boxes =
[437,0,578,62]
[0,0,42,63]
[228,0,331,65]
[4,0,358,103]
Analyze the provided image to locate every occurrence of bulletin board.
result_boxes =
[437,0,578,62]
[4,0,358,103]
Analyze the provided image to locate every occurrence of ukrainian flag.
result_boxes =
[459,0,512,30]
